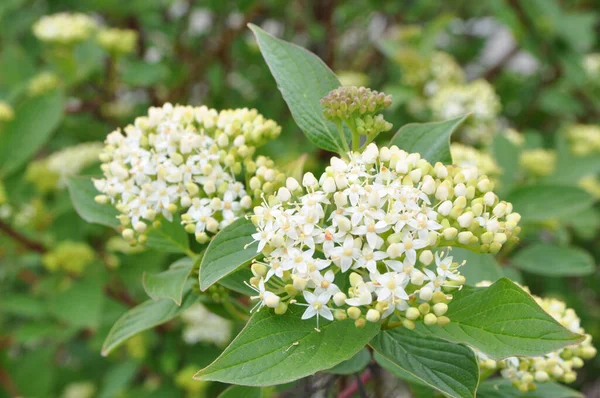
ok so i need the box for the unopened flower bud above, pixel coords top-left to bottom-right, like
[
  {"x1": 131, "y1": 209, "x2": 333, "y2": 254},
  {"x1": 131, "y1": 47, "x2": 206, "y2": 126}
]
[
  {"x1": 347, "y1": 307, "x2": 361, "y2": 320},
  {"x1": 366, "y1": 309, "x2": 381, "y2": 322}
]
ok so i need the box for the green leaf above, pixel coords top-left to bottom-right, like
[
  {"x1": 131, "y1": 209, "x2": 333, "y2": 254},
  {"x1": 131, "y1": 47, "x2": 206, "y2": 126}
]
[
  {"x1": 415, "y1": 278, "x2": 583, "y2": 359},
  {"x1": 282, "y1": 153, "x2": 308, "y2": 182},
  {"x1": 547, "y1": 135, "x2": 600, "y2": 184},
  {"x1": 374, "y1": 351, "x2": 429, "y2": 387},
  {"x1": 218, "y1": 268, "x2": 255, "y2": 296},
  {"x1": 326, "y1": 348, "x2": 371, "y2": 375},
  {"x1": 199, "y1": 217, "x2": 259, "y2": 291},
  {"x1": 389, "y1": 116, "x2": 468, "y2": 165},
  {"x1": 194, "y1": 306, "x2": 379, "y2": 386},
  {"x1": 218, "y1": 385, "x2": 263, "y2": 398},
  {"x1": 49, "y1": 274, "x2": 105, "y2": 329},
  {"x1": 491, "y1": 135, "x2": 520, "y2": 196},
  {"x1": 0, "y1": 90, "x2": 64, "y2": 177},
  {"x1": 369, "y1": 328, "x2": 479, "y2": 398},
  {"x1": 98, "y1": 360, "x2": 140, "y2": 398},
  {"x1": 478, "y1": 379, "x2": 583, "y2": 398},
  {"x1": 511, "y1": 244, "x2": 595, "y2": 276},
  {"x1": 12, "y1": 347, "x2": 56, "y2": 397},
  {"x1": 143, "y1": 257, "x2": 196, "y2": 305},
  {"x1": 67, "y1": 176, "x2": 120, "y2": 229},
  {"x1": 507, "y1": 185, "x2": 594, "y2": 222},
  {"x1": 145, "y1": 213, "x2": 191, "y2": 254},
  {"x1": 248, "y1": 24, "x2": 348, "y2": 154},
  {"x1": 101, "y1": 286, "x2": 196, "y2": 356},
  {"x1": 449, "y1": 248, "x2": 504, "y2": 285}
]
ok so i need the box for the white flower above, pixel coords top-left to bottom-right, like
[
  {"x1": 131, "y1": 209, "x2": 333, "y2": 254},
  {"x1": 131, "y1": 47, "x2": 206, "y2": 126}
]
[
  {"x1": 371, "y1": 271, "x2": 410, "y2": 303},
  {"x1": 330, "y1": 235, "x2": 361, "y2": 272},
  {"x1": 247, "y1": 278, "x2": 280, "y2": 312},
  {"x1": 299, "y1": 291, "x2": 333, "y2": 331}
]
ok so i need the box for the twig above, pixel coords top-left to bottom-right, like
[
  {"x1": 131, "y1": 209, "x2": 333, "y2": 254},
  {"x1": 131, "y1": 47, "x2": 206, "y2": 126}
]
[
  {"x1": 0, "y1": 220, "x2": 47, "y2": 253},
  {"x1": 338, "y1": 369, "x2": 372, "y2": 398},
  {"x1": 0, "y1": 366, "x2": 20, "y2": 398}
]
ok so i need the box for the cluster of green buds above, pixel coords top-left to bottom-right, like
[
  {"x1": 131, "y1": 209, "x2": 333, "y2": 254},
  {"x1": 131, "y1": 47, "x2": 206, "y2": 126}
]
[
  {"x1": 97, "y1": 28, "x2": 138, "y2": 55},
  {"x1": 27, "y1": 72, "x2": 60, "y2": 97},
  {"x1": 476, "y1": 283, "x2": 597, "y2": 392},
  {"x1": 245, "y1": 156, "x2": 287, "y2": 200},
  {"x1": 321, "y1": 86, "x2": 392, "y2": 121},
  {"x1": 0, "y1": 100, "x2": 14, "y2": 123},
  {"x1": 94, "y1": 103, "x2": 283, "y2": 245},
  {"x1": 42, "y1": 241, "x2": 96, "y2": 276},
  {"x1": 321, "y1": 86, "x2": 393, "y2": 150},
  {"x1": 519, "y1": 149, "x2": 557, "y2": 177}
]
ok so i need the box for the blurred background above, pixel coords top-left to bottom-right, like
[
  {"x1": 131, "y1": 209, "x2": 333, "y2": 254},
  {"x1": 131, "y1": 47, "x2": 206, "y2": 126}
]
[{"x1": 0, "y1": 1, "x2": 599, "y2": 397}]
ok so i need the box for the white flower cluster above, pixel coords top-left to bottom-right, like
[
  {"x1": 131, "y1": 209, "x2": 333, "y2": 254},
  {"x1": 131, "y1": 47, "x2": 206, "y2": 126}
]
[
  {"x1": 33, "y1": 12, "x2": 98, "y2": 44},
  {"x1": 27, "y1": 72, "x2": 60, "y2": 97},
  {"x1": 429, "y1": 79, "x2": 501, "y2": 145},
  {"x1": 476, "y1": 285, "x2": 596, "y2": 392},
  {"x1": 567, "y1": 124, "x2": 600, "y2": 156},
  {"x1": 26, "y1": 142, "x2": 103, "y2": 193},
  {"x1": 423, "y1": 52, "x2": 465, "y2": 97},
  {"x1": 48, "y1": 142, "x2": 104, "y2": 186},
  {"x1": 248, "y1": 144, "x2": 520, "y2": 330},
  {"x1": 451, "y1": 143, "x2": 501, "y2": 179},
  {"x1": 396, "y1": 51, "x2": 464, "y2": 96},
  {"x1": 97, "y1": 28, "x2": 138, "y2": 55},
  {"x1": 94, "y1": 103, "x2": 282, "y2": 244},
  {"x1": 181, "y1": 303, "x2": 233, "y2": 347},
  {"x1": 583, "y1": 53, "x2": 600, "y2": 81}
]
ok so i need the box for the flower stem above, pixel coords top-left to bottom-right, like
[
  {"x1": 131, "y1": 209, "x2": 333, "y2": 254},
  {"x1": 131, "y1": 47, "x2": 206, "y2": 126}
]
[{"x1": 336, "y1": 121, "x2": 351, "y2": 155}]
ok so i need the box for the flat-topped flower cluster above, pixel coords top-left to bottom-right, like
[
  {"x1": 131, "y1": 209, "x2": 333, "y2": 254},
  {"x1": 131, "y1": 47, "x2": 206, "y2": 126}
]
[
  {"x1": 94, "y1": 103, "x2": 282, "y2": 244},
  {"x1": 248, "y1": 143, "x2": 521, "y2": 329},
  {"x1": 477, "y1": 283, "x2": 597, "y2": 392},
  {"x1": 429, "y1": 79, "x2": 501, "y2": 145},
  {"x1": 33, "y1": 12, "x2": 98, "y2": 44}
]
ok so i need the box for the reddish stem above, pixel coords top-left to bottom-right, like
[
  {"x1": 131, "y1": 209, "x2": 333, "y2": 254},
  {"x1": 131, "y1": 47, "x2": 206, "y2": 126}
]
[{"x1": 337, "y1": 369, "x2": 372, "y2": 398}]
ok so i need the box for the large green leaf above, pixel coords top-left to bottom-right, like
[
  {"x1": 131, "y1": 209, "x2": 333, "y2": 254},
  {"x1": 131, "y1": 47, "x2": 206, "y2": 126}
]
[
  {"x1": 143, "y1": 257, "x2": 196, "y2": 305},
  {"x1": 507, "y1": 185, "x2": 594, "y2": 222},
  {"x1": 415, "y1": 278, "x2": 583, "y2": 359},
  {"x1": 194, "y1": 306, "x2": 379, "y2": 386},
  {"x1": 199, "y1": 217, "x2": 259, "y2": 291},
  {"x1": 511, "y1": 244, "x2": 595, "y2": 276},
  {"x1": 326, "y1": 348, "x2": 371, "y2": 375},
  {"x1": 0, "y1": 90, "x2": 65, "y2": 177},
  {"x1": 449, "y1": 248, "x2": 504, "y2": 285},
  {"x1": 548, "y1": 135, "x2": 600, "y2": 185},
  {"x1": 67, "y1": 176, "x2": 120, "y2": 229},
  {"x1": 145, "y1": 213, "x2": 191, "y2": 254},
  {"x1": 248, "y1": 24, "x2": 348, "y2": 154},
  {"x1": 389, "y1": 116, "x2": 468, "y2": 165},
  {"x1": 370, "y1": 328, "x2": 479, "y2": 398},
  {"x1": 49, "y1": 273, "x2": 105, "y2": 329},
  {"x1": 477, "y1": 379, "x2": 582, "y2": 398},
  {"x1": 101, "y1": 286, "x2": 196, "y2": 356}
]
